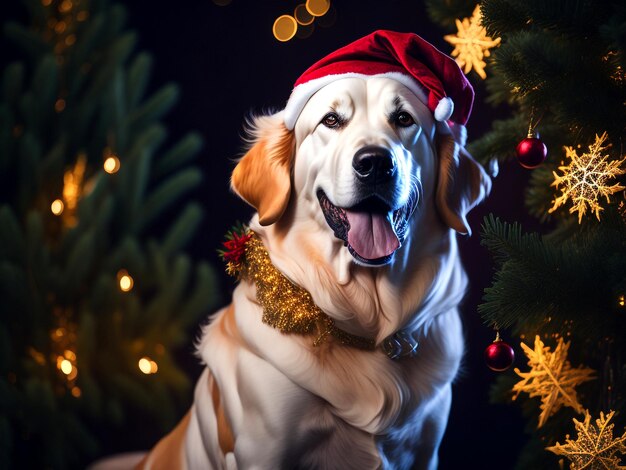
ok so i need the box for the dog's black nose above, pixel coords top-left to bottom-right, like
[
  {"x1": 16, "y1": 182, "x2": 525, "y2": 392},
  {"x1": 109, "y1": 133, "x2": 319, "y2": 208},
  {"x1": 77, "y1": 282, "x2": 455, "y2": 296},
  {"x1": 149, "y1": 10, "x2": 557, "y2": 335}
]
[{"x1": 352, "y1": 146, "x2": 397, "y2": 184}]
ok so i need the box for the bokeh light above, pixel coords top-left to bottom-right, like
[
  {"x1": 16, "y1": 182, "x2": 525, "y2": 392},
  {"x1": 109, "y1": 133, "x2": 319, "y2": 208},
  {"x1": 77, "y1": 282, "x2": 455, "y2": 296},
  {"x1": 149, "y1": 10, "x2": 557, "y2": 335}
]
[
  {"x1": 103, "y1": 155, "x2": 121, "y2": 174},
  {"x1": 54, "y1": 98, "x2": 66, "y2": 112},
  {"x1": 138, "y1": 357, "x2": 158, "y2": 374},
  {"x1": 60, "y1": 359, "x2": 73, "y2": 375},
  {"x1": 273, "y1": 15, "x2": 298, "y2": 42},
  {"x1": 117, "y1": 270, "x2": 134, "y2": 292},
  {"x1": 306, "y1": 0, "x2": 330, "y2": 17},
  {"x1": 51, "y1": 199, "x2": 64, "y2": 215},
  {"x1": 294, "y1": 4, "x2": 314, "y2": 25}
]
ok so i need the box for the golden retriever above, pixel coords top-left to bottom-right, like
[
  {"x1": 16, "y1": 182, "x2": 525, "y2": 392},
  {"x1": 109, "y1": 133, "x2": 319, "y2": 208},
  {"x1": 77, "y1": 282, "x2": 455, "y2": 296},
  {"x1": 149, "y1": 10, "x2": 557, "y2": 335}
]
[{"x1": 133, "y1": 64, "x2": 491, "y2": 469}]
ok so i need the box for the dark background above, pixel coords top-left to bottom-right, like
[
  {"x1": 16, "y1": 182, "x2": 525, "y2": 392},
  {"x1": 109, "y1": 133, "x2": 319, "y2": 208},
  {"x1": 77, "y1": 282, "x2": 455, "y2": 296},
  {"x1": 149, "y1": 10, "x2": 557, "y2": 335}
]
[{"x1": 2, "y1": 0, "x2": 538, "y2": 467}]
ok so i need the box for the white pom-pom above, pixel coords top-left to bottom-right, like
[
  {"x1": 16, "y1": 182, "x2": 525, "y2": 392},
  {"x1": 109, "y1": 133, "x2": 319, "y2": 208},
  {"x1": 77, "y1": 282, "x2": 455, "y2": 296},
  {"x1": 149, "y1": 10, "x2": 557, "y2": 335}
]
[{"x1": 434, "y1": 97, "x2": 454, "y2": 122}]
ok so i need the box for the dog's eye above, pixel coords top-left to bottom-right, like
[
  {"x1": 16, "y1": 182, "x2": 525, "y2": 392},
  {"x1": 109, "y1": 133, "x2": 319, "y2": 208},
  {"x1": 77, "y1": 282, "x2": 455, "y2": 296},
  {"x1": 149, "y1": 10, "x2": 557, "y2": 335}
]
[
  {"x1": 394, "y1": 111, "x2": 415, "y2": 128},
  {"x1": 321, "y1": 112, "x2": 342, "y2": 129}
]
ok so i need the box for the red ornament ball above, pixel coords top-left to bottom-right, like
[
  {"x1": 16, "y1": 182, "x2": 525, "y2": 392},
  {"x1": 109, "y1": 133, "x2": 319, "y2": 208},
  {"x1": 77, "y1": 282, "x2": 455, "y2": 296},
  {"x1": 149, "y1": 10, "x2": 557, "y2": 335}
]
[
  {"x1": 484, "y1": 339, "x2": 515, "y2": 372},
  {"x1": 516, "y1": 135, "x2": 547, "y2": 169}
]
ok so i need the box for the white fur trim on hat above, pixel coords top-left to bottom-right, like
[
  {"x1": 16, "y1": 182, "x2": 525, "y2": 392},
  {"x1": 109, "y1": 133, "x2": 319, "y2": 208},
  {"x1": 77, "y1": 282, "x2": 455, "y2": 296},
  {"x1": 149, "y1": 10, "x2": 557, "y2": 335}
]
[
  {"x1": 434, "y1": 97, "x2": 454, "y2": 122},
  {"x1": 284, "y1": 71, "x2": 437, "y2": 130}
]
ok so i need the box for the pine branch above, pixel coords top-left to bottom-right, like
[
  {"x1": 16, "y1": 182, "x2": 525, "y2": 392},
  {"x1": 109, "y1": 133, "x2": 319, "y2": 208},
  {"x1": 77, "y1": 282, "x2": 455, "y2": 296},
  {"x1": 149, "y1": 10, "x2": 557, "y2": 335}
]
[
  {"x1": 524, "y1": 165, "x2": 557, "y2": 221},
  {"x1": 127, "y1": 53, "x2": 153, "y2": 110},
  {"x1": 154, "y1": 132, "x2": 203, "y2": 179},
  {"x1": 479, "y1": 0, "x2": 530, "y2": 38},
  {"x1": 429, "y1": 0, "x2": 626, "y2": 466},
  {"x1": 423, "y1": 0, "x2": 476, "y2": 30},
  {"x1": 480, "y1": 214, "x2": 543, "y2": 266},
  {"x1": 479, "y1": 215, "x2": 626, "y2": 339},
  {"x1": 0, "y1": 1, "x2": 216, "y2": 466},
  {"x1": 467, "y1": 115, "x2": 527, "y2": 164}
]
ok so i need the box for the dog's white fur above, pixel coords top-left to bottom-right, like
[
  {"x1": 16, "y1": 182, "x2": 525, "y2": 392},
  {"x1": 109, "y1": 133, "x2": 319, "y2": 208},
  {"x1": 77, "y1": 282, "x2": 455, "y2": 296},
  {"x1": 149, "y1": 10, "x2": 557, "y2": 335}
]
[{"x1": 140, "y1": 77, "x2": 490, "y2": 470}]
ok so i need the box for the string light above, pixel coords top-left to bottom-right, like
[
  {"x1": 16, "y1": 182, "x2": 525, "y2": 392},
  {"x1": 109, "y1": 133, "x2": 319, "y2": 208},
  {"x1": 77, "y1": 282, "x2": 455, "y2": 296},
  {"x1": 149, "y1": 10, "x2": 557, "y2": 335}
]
[
  {"x1": 117, "y1": 270, "x2": 134, "y2": 292},
  {"x1": 54, "y1": 21, "x2": 67, "y2": 34},
  {"x1": 619, "y1": 294, "x2": 625, "y2": 308},
  {"x1": 59, "y1": 0, "x2": 73, "y2": 13},
  {"x1": 59, "y1": 358, "x2": 73, "y2": 375},
  {"x1": 138, "y1": 357, "x2": 158, "y2": 374},
  {"x1": 57, "y1": 349, "x2": 78, "y2": 380},
  {"x1": 51, "y1": 199, "x2": 64, "y2": 215},
  {"x1": 273, "y1": 15, "x2": 298, "y2": 42},
  {"x1": 63, "y1": 154, "x2": 86, "y2": 211},
  {"x1": 103, "y1": 155, "x2": 121, "y2": 174},
  {"x1": 50, "y1": 309, "x2": 79, "y2": 394},
  {"x1": 28, "y1": 347, "x2": 46, "y2": 366},
  {"x1": 54, "y1": 98, "x2": 66, "y2": 112},
  {"x1": 306, "y1": 0, "x2": 330, "y2": 17},
  {"x1": 44, "y1": 0, "x2": 81, "y2": 57}
]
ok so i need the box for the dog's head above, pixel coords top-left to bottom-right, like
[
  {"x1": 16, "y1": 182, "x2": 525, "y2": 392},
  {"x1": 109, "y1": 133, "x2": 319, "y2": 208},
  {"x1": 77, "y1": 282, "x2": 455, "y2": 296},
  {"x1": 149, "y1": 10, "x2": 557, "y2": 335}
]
[
  {"x1": 231, "y1": 31, "x2": 491, "y2": 268},
  {"x1": 292, "y1": 76, "x2": 439, "y2": 266}
]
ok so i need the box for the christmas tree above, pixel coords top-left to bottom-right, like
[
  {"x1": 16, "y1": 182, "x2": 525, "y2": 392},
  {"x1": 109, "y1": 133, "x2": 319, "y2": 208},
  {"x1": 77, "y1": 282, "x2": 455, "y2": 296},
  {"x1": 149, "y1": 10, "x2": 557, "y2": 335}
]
[
  {"x1": 0, "y1": 0, "x2": 218, "y2": 467},
  {"x1": 427, "y1": 0, "x2": 626, "y2": 468}
]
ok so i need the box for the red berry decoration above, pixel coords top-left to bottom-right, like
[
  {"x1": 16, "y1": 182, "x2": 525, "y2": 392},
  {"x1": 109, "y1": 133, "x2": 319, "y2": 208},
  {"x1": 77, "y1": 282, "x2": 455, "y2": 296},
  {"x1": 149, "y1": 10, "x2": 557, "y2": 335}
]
[
  {"x1": 219, "y1": 224, "x2": 252, "y2": 276},
  {"x1": 516, "y1": 133, "x2": 547, "y2": 169},
  {"x1": 484, "y1": 333, "x2": 515, "y2": 372}
]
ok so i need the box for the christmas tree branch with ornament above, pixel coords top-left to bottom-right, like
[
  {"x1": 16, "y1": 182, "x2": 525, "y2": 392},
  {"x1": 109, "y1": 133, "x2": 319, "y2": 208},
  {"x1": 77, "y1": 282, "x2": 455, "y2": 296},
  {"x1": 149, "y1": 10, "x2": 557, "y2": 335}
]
[{"x1": 427, "y1": 0, "x2": 626, "y2": 468}]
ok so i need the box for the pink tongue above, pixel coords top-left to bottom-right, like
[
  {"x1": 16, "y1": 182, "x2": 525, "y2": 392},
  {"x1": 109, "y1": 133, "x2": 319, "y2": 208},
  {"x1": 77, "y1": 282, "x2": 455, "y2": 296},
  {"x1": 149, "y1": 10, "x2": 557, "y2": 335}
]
[{"x1": 345, "y1": 210, "x2": 399, "y2": 260}]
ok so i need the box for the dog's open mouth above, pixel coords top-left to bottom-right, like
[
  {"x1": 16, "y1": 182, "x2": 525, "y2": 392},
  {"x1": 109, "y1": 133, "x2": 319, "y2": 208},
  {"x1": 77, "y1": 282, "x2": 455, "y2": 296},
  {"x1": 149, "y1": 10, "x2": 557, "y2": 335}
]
[{"x1": 317, "y1": 189, "x2": 418, "y2": 266}]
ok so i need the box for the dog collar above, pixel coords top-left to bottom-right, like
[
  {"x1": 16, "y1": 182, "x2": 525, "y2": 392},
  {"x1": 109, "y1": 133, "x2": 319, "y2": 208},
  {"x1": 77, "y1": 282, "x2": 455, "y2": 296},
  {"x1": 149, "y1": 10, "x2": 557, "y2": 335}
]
[{"x1": 220, "y1": 227, "x2": 419, "y2": 359}]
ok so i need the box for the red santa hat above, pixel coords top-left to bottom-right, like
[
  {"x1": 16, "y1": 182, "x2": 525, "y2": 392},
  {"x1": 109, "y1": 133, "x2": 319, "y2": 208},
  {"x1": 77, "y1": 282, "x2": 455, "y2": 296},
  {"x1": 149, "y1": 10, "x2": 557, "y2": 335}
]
[{"x1": 283, "y1": 30, "x2": 474, "y2": 130}]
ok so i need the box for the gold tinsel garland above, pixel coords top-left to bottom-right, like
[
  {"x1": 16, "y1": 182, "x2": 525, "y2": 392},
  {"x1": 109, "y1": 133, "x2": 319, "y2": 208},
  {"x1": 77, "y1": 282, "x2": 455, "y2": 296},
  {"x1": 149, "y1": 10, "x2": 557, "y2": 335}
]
[{"x1": 228, "y1": 231, "x2": 375, "y2": 351}]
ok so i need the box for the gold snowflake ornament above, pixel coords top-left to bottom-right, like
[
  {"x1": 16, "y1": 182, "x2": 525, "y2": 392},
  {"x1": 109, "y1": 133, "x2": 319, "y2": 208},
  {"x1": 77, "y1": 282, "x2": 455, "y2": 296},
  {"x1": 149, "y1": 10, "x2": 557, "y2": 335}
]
[
  {"x1": 444, "y1": 5, "x2": 501, "y2": 79},
  {"x1": 550, "y1": 132, "x2": 626, "y2": 224},
  {"x1": 547, "y1": 410, "x2": 626, "y2": 469},
  {"x1": 512, "y1": 336, "x2": 595, "y2": 428}
]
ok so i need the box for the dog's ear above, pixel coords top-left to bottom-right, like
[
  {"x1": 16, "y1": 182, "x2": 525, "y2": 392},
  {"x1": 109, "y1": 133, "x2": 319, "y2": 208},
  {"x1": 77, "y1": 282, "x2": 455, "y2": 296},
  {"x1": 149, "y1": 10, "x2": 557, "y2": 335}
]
[
  {"x1": 231, "y1": 113, "x2": 295, "y2": 226},
  {"x1": 435, "y1": 125, "x2": 491, "y2": 235}
]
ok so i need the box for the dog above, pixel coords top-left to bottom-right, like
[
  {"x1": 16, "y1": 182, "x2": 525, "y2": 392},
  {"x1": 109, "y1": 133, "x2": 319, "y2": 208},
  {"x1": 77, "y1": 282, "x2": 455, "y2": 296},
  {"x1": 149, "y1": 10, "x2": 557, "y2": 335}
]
[{"x1": 138, "y1": 31, "x2": 491, "y2": 470}]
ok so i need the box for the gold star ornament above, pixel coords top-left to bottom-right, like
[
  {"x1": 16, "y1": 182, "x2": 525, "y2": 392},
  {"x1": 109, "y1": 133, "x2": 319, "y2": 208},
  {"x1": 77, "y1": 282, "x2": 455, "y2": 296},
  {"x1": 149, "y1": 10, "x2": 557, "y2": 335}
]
[
  {"x1": 444, "y1": 5, "x2": 501, "y2": 79},
  {"x1": 550, "y1": 132, "x2": 626, "y2": 224},
  {"x1": 512, "y1": 336, "x2": 595, "y2": 428},
  {"x1": 546, "y1": 410, "x2": 626, "y2": 469}
]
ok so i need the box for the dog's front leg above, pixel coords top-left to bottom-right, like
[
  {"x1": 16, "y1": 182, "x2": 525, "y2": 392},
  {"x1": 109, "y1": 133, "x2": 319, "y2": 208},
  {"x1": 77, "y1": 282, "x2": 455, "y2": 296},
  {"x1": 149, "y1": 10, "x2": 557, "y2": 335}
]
[{"x1": 411, "y1": 383, "x2": 453, "y2": 470}]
